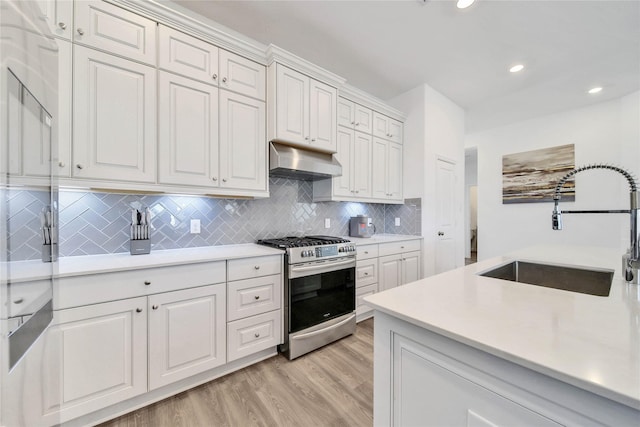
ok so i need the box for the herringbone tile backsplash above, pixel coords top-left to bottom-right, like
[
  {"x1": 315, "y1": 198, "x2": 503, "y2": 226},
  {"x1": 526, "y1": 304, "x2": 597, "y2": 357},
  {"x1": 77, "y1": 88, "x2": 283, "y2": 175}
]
[{"x1": 9, "y1": 178, "x2": 421, "y2": 260}]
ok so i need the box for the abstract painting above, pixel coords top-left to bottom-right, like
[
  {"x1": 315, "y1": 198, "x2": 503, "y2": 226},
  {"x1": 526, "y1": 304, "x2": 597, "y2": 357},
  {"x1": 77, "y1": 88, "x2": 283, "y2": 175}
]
[{"x1": 502, "y1": 144, "x2": 575, "y2": 204}]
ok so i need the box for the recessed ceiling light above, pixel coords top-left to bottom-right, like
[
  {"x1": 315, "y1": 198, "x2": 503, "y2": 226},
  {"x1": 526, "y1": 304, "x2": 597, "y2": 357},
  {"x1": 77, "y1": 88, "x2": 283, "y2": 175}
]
[
  {"x1": 457, "y1": 0, "x2": 475, "y2": 9},
  {"x1": 509, "y1": 64, "x2": 525, "y2": 73},
  {"x1": 588, "y1": 87, "x2": 603, "y2": 94}
]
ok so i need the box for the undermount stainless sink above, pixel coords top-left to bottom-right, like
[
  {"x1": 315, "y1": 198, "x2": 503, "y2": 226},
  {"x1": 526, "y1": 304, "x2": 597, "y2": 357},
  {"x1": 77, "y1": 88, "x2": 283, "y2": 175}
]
[{"x1": 478, "y1": 261, "x2": 614, "y2": 297}]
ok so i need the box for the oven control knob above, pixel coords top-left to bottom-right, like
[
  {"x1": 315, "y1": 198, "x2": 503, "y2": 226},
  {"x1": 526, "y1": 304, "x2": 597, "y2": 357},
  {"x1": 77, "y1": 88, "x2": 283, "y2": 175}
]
[
  {"x1": 301, "y1": 250, "x2": 308, "y2": 257},
  {"x1": 338, "y1": 247, "x2": 345, "y2": 252}
]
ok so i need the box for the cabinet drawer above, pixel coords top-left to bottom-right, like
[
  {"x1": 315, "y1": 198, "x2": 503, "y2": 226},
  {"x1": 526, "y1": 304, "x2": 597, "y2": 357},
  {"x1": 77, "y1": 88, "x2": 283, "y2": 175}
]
[
  {"x1": 357, "y1": 259, "x2": 377, "y2": 287},
  {"x1": 356, "y1": 244, "x2": 379, "y2": 260},
  {"x1": 56, "y1": 261, "x2": 226, "y2": 309},
  {"x1": 227, "y1": 255, "x2": 282, "y2": 281},
  {"x1": 228, "y1": 274, "x2": 282, "y2": 321},
  {"x1": 74, "y1": 0, "x2": 156, "y2": 65},
  {"x1": 379, "y1": 239, "x2": 421, "y2": 256},
  {"x1": 227, "y1": 310, "x2": 281, "y2": 362},
  {"x1": 356, "y1": 283, "x2": 377, "y2": 314},
  {"x1": 219, "y1": 50, "x2": 266, "y2": 100},
  {"x1": 158, "y1": 25, "x2": 219, "y2": 84}
]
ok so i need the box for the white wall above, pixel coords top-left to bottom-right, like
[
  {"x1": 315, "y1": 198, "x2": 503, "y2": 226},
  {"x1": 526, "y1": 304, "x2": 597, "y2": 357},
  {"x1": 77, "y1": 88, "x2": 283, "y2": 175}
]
[
  {"x1": 390, "y1": 84, "x2": 465, "y2": 277},
  {"x1": 466, "y1": 91, "x2": 640, "y2": 260}
]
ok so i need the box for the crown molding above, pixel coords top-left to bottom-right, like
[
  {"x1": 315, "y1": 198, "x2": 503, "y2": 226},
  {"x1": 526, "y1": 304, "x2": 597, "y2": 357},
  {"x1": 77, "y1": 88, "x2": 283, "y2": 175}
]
[
  {"x1": 109, "y1": 0, "x2": 268, "y2": 64},
  {"x1": 340, "y1": 83, "x2": 407, "y2": 121},
  {"x1": 266, "y1": 44, "x2": 346, "y2": 89}
]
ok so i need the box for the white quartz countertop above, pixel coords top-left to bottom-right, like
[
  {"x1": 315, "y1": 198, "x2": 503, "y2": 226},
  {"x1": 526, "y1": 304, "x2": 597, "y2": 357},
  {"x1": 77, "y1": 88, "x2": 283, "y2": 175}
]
[
  {"x1": 364, "y1": 245, "x2": 640, "y2": 410},
  {"x1": 3, "y1": 244, "x2": 284, "y2": 281},
  {"x1": 344, "y1": 234, "x2": 422, "y2": 245}
]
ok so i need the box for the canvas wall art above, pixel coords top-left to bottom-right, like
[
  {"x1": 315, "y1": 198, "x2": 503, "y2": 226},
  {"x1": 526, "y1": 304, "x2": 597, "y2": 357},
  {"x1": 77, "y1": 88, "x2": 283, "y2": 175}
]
[{"x1": 502, "y1": 144, "x2": 575, "y2": 204}]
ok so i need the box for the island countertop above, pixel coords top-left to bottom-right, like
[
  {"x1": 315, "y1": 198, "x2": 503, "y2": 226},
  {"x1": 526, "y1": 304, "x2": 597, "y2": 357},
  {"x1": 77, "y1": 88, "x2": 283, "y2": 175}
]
[{"x1": 364, "y1": 245, "x2": 640, "y2": 410}]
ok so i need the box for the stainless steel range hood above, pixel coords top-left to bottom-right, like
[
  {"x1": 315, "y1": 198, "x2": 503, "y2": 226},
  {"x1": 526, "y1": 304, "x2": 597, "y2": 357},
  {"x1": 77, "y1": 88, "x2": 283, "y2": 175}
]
[{"x1": 269, "y1": 142, "x2": 342, "y2": 181}]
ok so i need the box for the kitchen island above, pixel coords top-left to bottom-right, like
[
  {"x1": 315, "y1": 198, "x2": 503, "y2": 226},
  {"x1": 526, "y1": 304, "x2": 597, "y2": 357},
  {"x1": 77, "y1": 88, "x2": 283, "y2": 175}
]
[{"x1": 364, "y1": 245, "x2": 640, "y2": 426}]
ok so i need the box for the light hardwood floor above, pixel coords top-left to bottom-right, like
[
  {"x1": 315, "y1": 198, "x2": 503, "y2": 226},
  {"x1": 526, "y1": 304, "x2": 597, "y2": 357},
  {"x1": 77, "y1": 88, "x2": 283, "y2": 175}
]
[{"x1": 100, "y1": 318, "x2": 374, "y2": 427}]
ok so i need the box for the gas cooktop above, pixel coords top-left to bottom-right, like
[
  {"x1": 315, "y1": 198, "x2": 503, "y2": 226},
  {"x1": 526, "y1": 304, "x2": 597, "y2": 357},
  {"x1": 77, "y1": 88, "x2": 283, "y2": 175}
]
[
  {"x1": 258, "y1": 235, "x2": 356, "y2": 264},
  {"x1": 257, "y1": 235, "x2": 350, "y2": 249}
]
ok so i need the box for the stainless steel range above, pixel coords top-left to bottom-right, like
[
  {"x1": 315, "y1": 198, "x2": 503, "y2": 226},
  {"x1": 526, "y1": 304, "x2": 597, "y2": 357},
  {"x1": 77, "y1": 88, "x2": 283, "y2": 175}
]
[{"x1": 258, "y1": 236, "x2": 357, "y2": 359}]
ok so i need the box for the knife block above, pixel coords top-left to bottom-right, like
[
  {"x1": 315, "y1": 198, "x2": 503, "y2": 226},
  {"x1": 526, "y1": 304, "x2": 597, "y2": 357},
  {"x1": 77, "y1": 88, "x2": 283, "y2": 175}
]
[{"x1": 130, "y1": 239, "x2": 150, "y2": 255}]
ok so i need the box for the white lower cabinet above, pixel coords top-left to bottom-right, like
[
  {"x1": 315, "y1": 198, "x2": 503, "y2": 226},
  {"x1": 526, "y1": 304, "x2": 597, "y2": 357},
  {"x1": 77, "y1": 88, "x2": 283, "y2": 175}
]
[
  {"x1": 356, "y1": 256, "x2": 378, "y2": 321},
  {"x1": 44, "y1": 297, "x2": 147, "y2": 423},
  {"x1": 379, "y1": 251, "x2": 421, "y2": 291},
  {"x1": 148, "y1": 284, "x2": 226, "y2": 390},
  {"x1": 227, "y1": 310, "x2": 281, "y2": 362}
]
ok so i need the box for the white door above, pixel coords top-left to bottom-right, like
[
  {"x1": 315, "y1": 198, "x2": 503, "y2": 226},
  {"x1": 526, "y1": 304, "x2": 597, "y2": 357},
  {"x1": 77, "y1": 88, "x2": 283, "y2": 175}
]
[
  {"x1": 219, "y1": 50, "x2": 266, "y2": 100},
  {"x1": 44, "y1": 297, "x2": 147, "y2": 423},
  {"x1": 309, "y1": 79, "x2": 337, "y2": 153},
  {"x1": 73, "y1": 46, "x2": 156, "y2": 182},
  {"x1": 402, "y1": 251, "x2": 421, "y2": 285},
  {"x1": 379, "y1": 254, "x2": 402, "y2": 291},
  {"x1": 158, "y1": 25, "x2": 219, "y2": 85},
  {"x1": 148, "y1": 284, "x2": 226, "y2": 390},
  {"x1": 387, "y1": 141, "x2": 403, "y2": 200},
  {"x1": 158, "y1": 72, "x2": 219, "y2": 187},
  {"x1": 372, "y1": 112, "x2": 389, "y2": 139},
  {"x1": 337, "y1": 98, "x2": 354, "y2": 128},
  {"x1": 388, "y1": 118, "x2": 403, "y2": 144},
  {"x1": 333, "y1": 127, "x2": 354, "y2": 197},
  {"x1": 435, "y1": 159, "x2": 457, "y2": 274},
  {"x1": 353, "y1": 104, "x2": 373, "y2": 134},
  {"x1": 275, "y1": 64, "x2": 308, "y2": 145},
  {"x1": 353, "y1": 131, "x2": 372, "y2": 198},
  {"x1": 219, "y1": 90, "x2": 266, "y2": 191},
  {"x1": 371, "y1": 137, "x2": 388, "y2": 199}
]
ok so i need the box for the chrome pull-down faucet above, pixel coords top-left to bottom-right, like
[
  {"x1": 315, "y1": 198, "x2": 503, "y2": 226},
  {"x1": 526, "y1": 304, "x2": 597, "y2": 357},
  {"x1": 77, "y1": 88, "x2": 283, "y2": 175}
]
[{"x1": 552, "y1": 164, "x2": 639, "y2": 284}]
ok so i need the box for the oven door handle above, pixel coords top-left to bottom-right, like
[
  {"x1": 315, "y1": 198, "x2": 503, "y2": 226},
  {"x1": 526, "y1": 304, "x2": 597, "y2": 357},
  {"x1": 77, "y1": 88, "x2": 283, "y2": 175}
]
[
  {"x1": 290, "y1": 258, "x2": 356, "y2": 275},
  {"x1": 291, "y1": 313, "x2": 356, "y2": 340}
]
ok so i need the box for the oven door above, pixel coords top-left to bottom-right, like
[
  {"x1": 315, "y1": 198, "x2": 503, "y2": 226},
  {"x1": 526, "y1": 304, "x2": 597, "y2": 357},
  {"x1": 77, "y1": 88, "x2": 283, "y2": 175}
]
[{"x1": 288, "y1": 257, "x2": 356, "y2": 333}]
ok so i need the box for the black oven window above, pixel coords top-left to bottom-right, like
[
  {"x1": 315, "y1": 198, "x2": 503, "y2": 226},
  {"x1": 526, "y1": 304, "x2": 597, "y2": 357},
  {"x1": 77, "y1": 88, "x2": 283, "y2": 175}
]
[{"x1": 290, "y1": 267, "x2": 355, "y2": 333}]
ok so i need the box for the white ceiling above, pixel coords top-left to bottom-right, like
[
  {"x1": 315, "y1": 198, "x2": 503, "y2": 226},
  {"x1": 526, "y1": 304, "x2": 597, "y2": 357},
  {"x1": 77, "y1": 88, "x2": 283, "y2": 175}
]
[{"x1": 172, "y1": 0, "x2": 640, "y2": 132}]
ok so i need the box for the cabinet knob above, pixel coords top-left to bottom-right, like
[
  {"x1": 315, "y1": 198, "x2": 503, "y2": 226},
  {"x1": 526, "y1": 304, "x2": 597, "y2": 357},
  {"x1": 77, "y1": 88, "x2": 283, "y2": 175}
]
[
  {"x1": 76, "y1": 164, "x2": 83, "y2": 169},
  {"x1": 311, "y1": 138, "x2": 316, "y2": 142},
  {"x1": 355, "y1": 122, "x2": 360, "y2": 126},
  {"x1": 212, "y1": 73, "x2": 218, "y2": 80},
  {"x1": 401, "y1": 246, "x2": 405, "y2": 249},
  {"x1": 212, "y1": 177, "x2": 217, "y2": 181},
  {"x1": 254, "y1": 333, "x2": 260, "y2": 338},
  {"x1": 152, "y1": 305, "x2": 159, "y2": 310},
  {"x1": 364, "y1": 251, "x2": 369, "y2": 254},
  {"x1": 355, "y1": 190, "x2": 359, "y2": 194},
  {"x1": 58, "y1": 22, "x2": 67, "y2": 30},
  {"x1": 305, "y1": 136, "x2": 310, "y2": 141},
  {"x1": 254, "y1": 295, "x2": 260, "y2": 300},
  {"x1": 364, "y1": 272, "x2": 369, "y2": 276},
  {"x1": 136, "y1": 308, "x2": 143, "y2": 313},
  {"x1": 437, "y1": 231, "x2": 444, "y2": 236},
  {"x1": 222, "y1": 178, "x2": 227, "y2": 183},
  {"x1": 13, "y1": 298, "x2": 23, "y2": 304},
  {"x1": 144, "y1": 280, "x2": 151, "y2": 285},
  {"x1": 222, "y1": 77, "x2": 227, "y2": 83},
  {"x1": 254, "y1": 265, "x2": 260, "y2": 270},
  {"x1": 77, "y1": 28, "x2": 84, "y2": 36},
  {"x1": 58, "y1": 161, "x2": 65, "y2": 168},
  {"x1": 351, "y1": 121, "x2": 355, "y2": 125}
]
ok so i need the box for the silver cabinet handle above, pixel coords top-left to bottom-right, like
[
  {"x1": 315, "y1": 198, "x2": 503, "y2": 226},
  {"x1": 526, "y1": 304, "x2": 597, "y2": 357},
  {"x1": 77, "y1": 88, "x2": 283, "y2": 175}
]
[
  {"x1": 76, "y1": 164, "x2": 83, "y2": 169},
  {"x1": 152, "y1": 305, "x2": 159, "y2": 310},
  {"x1": 355, "y1": 122, "x2": 360, "y2": 126},
  {"x1": 401, "y1": 246, "x2": 405, "y2": 249},
  {"x1": 212, "y1": 73, "x2": 217, "y2": 80},
  {"x1": 311, "y1": 138, "x2": 316, "y2": 142},
  {"x1": 254, "y1": 295, "x2": 260, "y2": 300},
  {"x1": 222, "y1": 77, "x2": 227, "y2": 83},
  {"x1": 77, "y1": 28, "x2": 84, "y2": 36},
  {"x1": 222, "y1": 178, "x2": 227, "y2": 182},
  {"x1": 58, "y1": 161, "x2": 65, "y2": 168},
  {"x1": 364, "y1": 251, "x2": 369, "y2": 254},
  {"x1": 305, "y1": 136, "x2": 310, "y2": 141},
  {"x1": 136, "y1": 308, "x2": 143, "y2": 313},
  {"x1": 58, "y1": 22, "x2": 67, "y2": 30},
  {"x1": 364, "y1": 272, "x2": 369, "y2": 276},
  {"x1": 144, "y1": 281, "x2": 151, "y2": 285},
  {"x1": 437, "y1": 231, "x2": 444, "y2": 236},
  {"x1": 351, "y1": 121, "x2": 355, "y2": 125},
  {"x1": 254, "y1": 333, "x2": 260, "y2": 338},
  {"x1": 212, "y1": 177, "x2": 217, "y2": 181},
  {"x1": 13, "y1": 298, "x2": 23, "y2": 304},
  {"x1": 254, "y1": 265, "x2": 260, "y2": 270}
]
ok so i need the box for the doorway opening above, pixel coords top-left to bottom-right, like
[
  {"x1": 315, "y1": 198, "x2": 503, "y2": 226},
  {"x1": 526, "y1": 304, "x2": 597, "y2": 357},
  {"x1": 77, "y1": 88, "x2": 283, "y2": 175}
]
[{"x1": 465, "y1": 148, "x2": 478, "y2": 265}]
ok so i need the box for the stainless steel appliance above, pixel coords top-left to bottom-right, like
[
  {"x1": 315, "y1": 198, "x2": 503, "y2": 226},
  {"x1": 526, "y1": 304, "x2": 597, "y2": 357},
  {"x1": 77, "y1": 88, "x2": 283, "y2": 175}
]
[
  {"x1": 269, "y1": 142, "x2": 342, "y2": 181},
  {"x1": 350, "y1": 215, "x2": 376, "y2": 238},
  {"x1": 258, "y1": 236, "x2": 357, "y2": 359}
]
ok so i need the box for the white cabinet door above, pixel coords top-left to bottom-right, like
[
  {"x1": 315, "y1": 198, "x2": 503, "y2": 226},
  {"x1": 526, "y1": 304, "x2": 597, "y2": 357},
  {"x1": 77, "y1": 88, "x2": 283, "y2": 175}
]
[
  {"x1": 38, "y1": 0, "x2": 73, "y2": 40},
  {"x1": 333, "y1": 127, "x2": 354, "y2": 197},
  {"x1": 354, "y1": 104, "x2": 373, "y2": 134},
  {"x1": 353, "y1": 131, "x2": 372, "y2": 198},
  {"x1": 21, "y1": 80, "x2": 52, "y2": 177},
  {"x1": 379, "y1": 254, "x2": 402, "y2": 291},
  {"x1": 372, "y1": 112, "x2": 390, "y2": 139},
  {"x1": 158, "y1": 72, "x2": 219, "y2": 187},
  {"x1": 309, "y1": 78, "x2": 337, "y2": 152},
  {"x1": 55, "y1": 39, "x2": 72, "y2": 177},
  {"x1": 227, "y1": 274, "x2": 282, "y2": 321},
  {"x1": 387, "y1": 141, "x2": 403, "y2": 200},
  {"x1": 337, "y1": 98, "x2": 354, "y2": 128},
  {"x1": 158, "y1": 25, "x2": 219, "y2": 86},
  {"x1": 388, "y1": 118, "x2": 403, "y2": 144},
  {"x1": 402, "y1": 251, "x2": 421, "y2": 285},
  {"x1": 73, "y1": 46, "x2": 156, "y2": 182},
  {"x1": 44, "y1": 297, "x2": 147, "y2": 423},
  {"x1": 227, "y1": 310, "x2": 281, "y2": 362},
  {"x1": 219, "y1": 50, "x2": 266, "y2": 100},
  {"x1": 371, "y1": 137, "x2": 388, "y2": 199},
  {"x1": 148, "y1": 284, "x2": 226, "y2": 390},
  {"x1": 74, "y1": 0, "x2": 156, "y2": 65},
  {"x1": 356, "y1": 283, "x2": 377, "y2": 319},
  {"x1": 219, "y1": 90, "x2": 266, "y2": 191},
  {"x1": 275, "y1": 64, "x2": 309, "y2": 145}
]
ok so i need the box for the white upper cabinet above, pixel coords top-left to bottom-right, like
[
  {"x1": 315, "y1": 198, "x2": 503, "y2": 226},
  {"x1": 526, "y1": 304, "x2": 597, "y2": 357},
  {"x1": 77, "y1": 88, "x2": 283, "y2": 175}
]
[
  {"x1": 74, "y1": 0, "x2": 157, "y2": 65},
  {"x1": 56, "y1": 39, "x2": 72, "y2": 177},
  {"x1": 372, "y1": 137, "x2": 403, "y2": 202},
  {"x1": 337, "y1": 97, "x2": 372, "y2": 134},
  {"x1": 73, "y1": 45, "x2": 156, "y2": 182},
  {"x1": 158, "y1": 72, "x2": 219, "y2": 187},
  {"x1": 37, "y1": 0, "x2": 74, "y2": 40},
  {"x1": 353, "y1": 131, "x2": 373, "y2": 197},
  {"x1": 219, "y1": 91, "x2": 267, "y2": 191},
  {"x1": 272, "y1": 64, "x2": 337, "y2": 153},
  {"x1": 373, "y1": 112, "x2": 403, "y2": 144},
  {"x1": 158, "y1": 25, "x2": 219, "y2": 85},
  {"x1": 219, "y1": 50, "x2": 266, "y2": 100}
]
